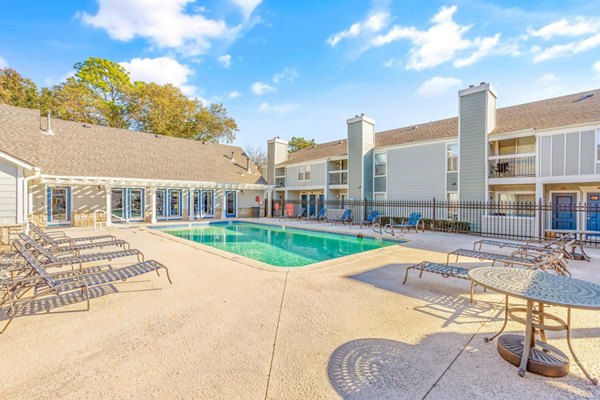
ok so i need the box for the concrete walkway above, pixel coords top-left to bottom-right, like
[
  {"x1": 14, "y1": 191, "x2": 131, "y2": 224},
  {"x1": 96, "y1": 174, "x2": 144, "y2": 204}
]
[{"x1": 1, "y1": 221, "x2": 599, "y2": 399}]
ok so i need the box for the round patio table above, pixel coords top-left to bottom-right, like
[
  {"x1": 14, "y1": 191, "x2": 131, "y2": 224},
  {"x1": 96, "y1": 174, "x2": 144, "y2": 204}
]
[{"x1": 468, "y1": 267, "x2": 600, "y2": 384}]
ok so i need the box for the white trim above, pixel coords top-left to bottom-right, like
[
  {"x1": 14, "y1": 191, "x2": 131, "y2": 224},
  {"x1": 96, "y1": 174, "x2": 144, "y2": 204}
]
[
  {"x1": 16, "y1": 167, "x2": 24, "y2": 224},
  {"x1": 535, "y1": 122, "x2": 600, "y2": 137},
  {"x1": 373, "y1": 136, "x2": 453, "y2": 152},
  {"x1": 39, "y1": 174, "x2": 272, "y2": 191},
  {"x1": 488, "y1": 177, "x2": 537, "y2": 185},
  {"x1": 488, "y1": 153, "x2": 536, "y2": 160},
  {"x1": 0, "y1": 150, "x2": 36, "y2": 170},
  {"x1": 488, "y1": 129, "x2": 535, "y2": 141}
]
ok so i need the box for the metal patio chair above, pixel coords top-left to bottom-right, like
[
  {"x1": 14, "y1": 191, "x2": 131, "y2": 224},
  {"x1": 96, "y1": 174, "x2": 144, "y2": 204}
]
[
  {"x1": 29, "y1": 223, "x2": 130, "y2": 251},
  {"x1": 384, "y1": 212, "x2": 422, "y2": 236}
]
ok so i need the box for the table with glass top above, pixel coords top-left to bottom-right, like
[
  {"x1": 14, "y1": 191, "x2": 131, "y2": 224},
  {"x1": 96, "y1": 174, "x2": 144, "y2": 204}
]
[{"x1": 468, "y1": 267, "x2": 600, "y2": 384}]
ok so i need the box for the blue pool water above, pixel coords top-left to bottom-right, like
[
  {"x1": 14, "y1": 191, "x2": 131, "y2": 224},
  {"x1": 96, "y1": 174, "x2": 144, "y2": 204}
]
[{"x1": 155, "y1": 222, "x2": 398, "y2": 267}]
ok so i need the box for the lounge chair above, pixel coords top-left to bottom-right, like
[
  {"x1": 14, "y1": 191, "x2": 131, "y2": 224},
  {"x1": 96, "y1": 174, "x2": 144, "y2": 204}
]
[
  {"x1": 19, "y1": 233, "x2": 144, "y2": 272},
  {"x1": 357, "y1": 210, "x2": 380, "y2": 229},
  {"x1": 329, "y1": 209, "x2": 352, "y2": 225},
  {"x1": 29, "y1": 223, "x2": 130, "y2": 251},
  {"x1": 447, "y1": 248, "x2": 569, "y2": 276},
  {"x1": 1, "y1": 240, "x2": 171, "y2": 333},
  {"x1": 306, "y1": 208, "x2": 327, "y2": 223},
  {"x1": 295, "y1": 207, "x2": 307, "y2": 221},
  {"x1": 473, "y1": 237, "x2": 576, "y2": 260},
  {"x1": 402, "y1": 261, "x2": 479, "y2": 302},
  {"x1": 384, "y1": 212, "x2": 422, "y2": 236}
]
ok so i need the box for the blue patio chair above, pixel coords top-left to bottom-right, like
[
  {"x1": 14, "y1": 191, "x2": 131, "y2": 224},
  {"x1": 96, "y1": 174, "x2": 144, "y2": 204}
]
[
  {"x1": 295, "y1": 206, "x2": 307, "y2": 220},
  {"x1": 331, "y1": 209, "x2": 352, "y2": 225},
  {"x1": 384, "y1": 212, "x2": 422, "y2": 236},
  {"x1": 307, "y1": 208, "x2": 327, "y2": 223},
  {"x1": 358, "y1": 210, "x2": 380, "y2": 229}
]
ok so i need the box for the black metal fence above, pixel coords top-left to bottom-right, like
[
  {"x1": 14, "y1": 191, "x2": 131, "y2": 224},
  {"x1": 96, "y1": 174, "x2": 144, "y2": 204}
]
[{"x1": 270, "y1": 198, "x2": 600, "y2": 244}]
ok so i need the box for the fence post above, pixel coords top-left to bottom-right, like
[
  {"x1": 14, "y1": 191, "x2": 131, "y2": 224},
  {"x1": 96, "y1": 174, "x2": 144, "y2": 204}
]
[
  {"x1": 537, "y1": 197, "x2": 543, "y2": 241},
  {"x1": 364, "y1": 197, "x2": 368, "y2": 221},
  {"x1": 432, "y1": 197, "x2": 436, "y2": 232}
]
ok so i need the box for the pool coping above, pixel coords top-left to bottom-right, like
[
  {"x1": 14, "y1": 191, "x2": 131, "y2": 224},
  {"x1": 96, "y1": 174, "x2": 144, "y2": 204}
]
[{"x1": 145, "y1": 219, "x2": 409, "y2": 272}]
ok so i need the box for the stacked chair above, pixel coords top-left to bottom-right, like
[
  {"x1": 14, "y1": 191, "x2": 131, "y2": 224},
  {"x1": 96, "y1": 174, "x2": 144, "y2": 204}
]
[{"x1": 0, "y1": 224, "x2": 171, "y2": 333}]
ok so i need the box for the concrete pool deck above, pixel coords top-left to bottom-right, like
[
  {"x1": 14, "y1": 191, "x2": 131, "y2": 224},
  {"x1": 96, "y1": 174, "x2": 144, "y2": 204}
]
[{"x1": 1, "y1": 220, "x2": 600, "y2": 399}]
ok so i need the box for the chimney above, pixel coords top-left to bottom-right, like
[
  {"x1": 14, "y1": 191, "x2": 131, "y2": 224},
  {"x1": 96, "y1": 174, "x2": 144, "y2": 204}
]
[
  {"x1": 266, "y1": 137, "x2": 288, "y2": 184},
  {"x1": 458, "y1": 82, "x2": 497, "y2": 201},
  {"x1": 346, "y1": 114, "x2": 375, "y2": 201}
]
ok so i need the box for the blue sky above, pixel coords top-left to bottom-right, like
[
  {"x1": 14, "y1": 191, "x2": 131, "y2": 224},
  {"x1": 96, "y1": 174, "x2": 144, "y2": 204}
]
[{"x1": 1, "y1": 0, "x2": 600, "y2": 150}]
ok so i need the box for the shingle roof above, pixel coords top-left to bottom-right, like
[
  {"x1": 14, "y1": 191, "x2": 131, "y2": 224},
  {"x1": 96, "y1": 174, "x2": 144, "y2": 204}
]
[
  {"x1": 283, "y1": 88, "x2": 600, "y2": 164},
  {"x1": 0, "y1": 104, "x2": 266, "y2": 185}
]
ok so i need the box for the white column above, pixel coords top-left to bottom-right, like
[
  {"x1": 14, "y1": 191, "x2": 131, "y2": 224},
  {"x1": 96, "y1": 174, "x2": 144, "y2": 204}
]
[
  {"x1": 534, "y1": 182, "x2": 544, "y2": 238},
  {"x1": 266, "y1": 190, "x2": 272, "y2": 217},
  {"x1": 221, "y1": 190, "x2": 227, "y2": 219},
  {"x1": 105, "y1": 186, "x2": 112, "y2": 226},
  {"x1": 189, "y1": 188, "x2": 194, "y2": 220},
  {"x1": 150, "y1": 187, "x2": 157, "y2": 224}
]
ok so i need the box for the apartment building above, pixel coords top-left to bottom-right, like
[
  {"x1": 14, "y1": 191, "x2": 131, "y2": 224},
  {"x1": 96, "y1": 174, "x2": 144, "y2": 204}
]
[{"x1": 265, "y1": 83, "x2": 600, "y2": 231}]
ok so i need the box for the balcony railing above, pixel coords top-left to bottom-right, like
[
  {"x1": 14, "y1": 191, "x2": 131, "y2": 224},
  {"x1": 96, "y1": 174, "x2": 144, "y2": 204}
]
[
  {"x1": 329, "y1": 171, "x2": 348, "y2": 185},
  {"x1": 489, "y1": 156, "x2": 535, "y2": 178},
  {"x1": 275, "y1": 176, "x2": 285, "y2": 188}
]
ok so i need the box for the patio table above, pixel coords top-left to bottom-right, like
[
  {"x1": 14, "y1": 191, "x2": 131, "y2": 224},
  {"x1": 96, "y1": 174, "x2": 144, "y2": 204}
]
[
  {"x1": 468, "y1": 267, "x2": 600, "y2": 384},
  {"x1": 544, "y1": 229, "x2": 593, "y2": 261}
]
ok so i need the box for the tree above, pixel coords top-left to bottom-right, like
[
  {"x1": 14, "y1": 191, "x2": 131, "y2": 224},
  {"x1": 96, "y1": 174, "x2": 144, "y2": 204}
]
[
  {"x1": 0, "y1": 68, "x2": 40, "y2": 108},
  {"x1": 288, "y1": 136, "x2": 316, "y2": 153},
  {"x1": 132, "y1": 82, "x2": 238, "y2": 143},
  {"x1": 244, "y1": 145, "x2": 267, "y2": 171}
]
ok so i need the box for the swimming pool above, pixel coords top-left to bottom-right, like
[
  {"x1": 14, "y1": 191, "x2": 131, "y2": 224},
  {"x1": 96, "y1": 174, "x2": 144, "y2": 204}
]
[{"x1": 154, "y1": 221, "x2": 398, "y2": 267}]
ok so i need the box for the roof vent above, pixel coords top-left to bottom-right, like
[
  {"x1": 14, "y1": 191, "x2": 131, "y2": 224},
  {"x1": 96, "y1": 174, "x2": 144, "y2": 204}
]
[
  {"x1": 469, "y1": 85, "x2": 474, "y2": 88},
  {"x1": 82, "y1": 124, "x2": 91, "y2": 128},
  {"x1": 480, "y1": 81, "x2": 486, "y2": 85},
  {"x1": 573, "y1": 93, "x2": 595, "y2": 103},
  {"x1": 411, "y1": 125, "x2": 418, "y2": 130},
  {"x1": 43, "y1": 112, "x2": 54, "y2": 135},
  {"x1": 154, "y1": 134, "x2": 161, "y2": 138},
  {"x1": 230, "y1": 151, "x2": 236, "y2": 162}
]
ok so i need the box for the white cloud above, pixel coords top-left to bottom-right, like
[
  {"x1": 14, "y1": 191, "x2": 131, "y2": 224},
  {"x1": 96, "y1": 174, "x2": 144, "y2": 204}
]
[
  {"x1": 258, "y1": 102, "x2": 298, "y2": 114},
  {"x1": 251, "y1": 81, "x2": 276, "y2": 95},
  {"x1": 327, "y1": 11, "x2": 390, "y2": 47},
  {"x1": 371, "y1": 6, "x2": 500, "y2": 70},
  {"x1": 272, "y1": 67, "x2": 299, "y2": 83},
  {"x1": 228, "y1": 90, "x2": 242, "y2": 98},
  {"x1": 218, "y1": 54, "x2": 232, "y2": 68},
  {"x1": 416, "y1": 76, "x2": 462, "y2": 98},
  {"x1": 594, "y1": 61, "x2": 600, "y2": 78},
  {"x1": 533, "y1": 32, "x2": 600, "y2": 62},
  {"x1": 537, "y1": 73, "x2": 558, "y2": 84},
  {"x1": 120, "y1": 56, "x2": 197, "y2": 96},
  {"x1": 78, "y1": 0, "x2": 240, "y2": 56},
  {"x1": 230, "y1": 0, "x2": 261, "y2": 19},
  {"x1": 383, "y1": 58, "x2": 401, "y2": 68},
  {"x1": 0, "y1": 56, "x2": 7, "y2": 69},
  {"x1": 528, "y1": 17, "x2": 600, "y2": 40}
]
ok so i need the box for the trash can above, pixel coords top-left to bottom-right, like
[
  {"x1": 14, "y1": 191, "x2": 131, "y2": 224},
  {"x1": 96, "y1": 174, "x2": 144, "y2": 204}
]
[{"x1": 251, "y1": 207, "x2": 261, "y2": 218}]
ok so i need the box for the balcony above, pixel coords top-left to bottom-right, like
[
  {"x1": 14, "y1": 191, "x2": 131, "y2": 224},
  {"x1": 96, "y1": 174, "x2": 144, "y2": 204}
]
[
  {"x1": 329, "y1": 170, "x2": 348, "y2": 186},
  {"x1": 275, "y1": 176, "x2": 286, "y2": 188},
  {"x1": 489, "y1": 156, "x2": 536, "y2": 178}
]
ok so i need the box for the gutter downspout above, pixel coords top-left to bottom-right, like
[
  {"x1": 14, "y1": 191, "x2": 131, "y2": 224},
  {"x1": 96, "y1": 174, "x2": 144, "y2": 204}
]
[{"x1": 23, "y1": 167, "x2": 41, "y2": 235}]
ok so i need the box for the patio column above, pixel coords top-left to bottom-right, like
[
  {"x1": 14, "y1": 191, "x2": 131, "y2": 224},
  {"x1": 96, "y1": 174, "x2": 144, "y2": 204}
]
[
  {"x1": 266, "y1": 190, "x2": 272, "y2": 217},
  {"x1": 150, "y1": 187, "x2": 157, "y2": 224},
  {"x1": 534, "y1": 182, "x2": 544, "y2": 238},
  {"x1": 189, "y1": 188, "x2": 194, "y2": 220},
  {"x1": 105, "y1": 186, "x2": 112, "y2": 226},
  {"x1": 221, "y1": 190, "x2": 227, "y2": 220}
]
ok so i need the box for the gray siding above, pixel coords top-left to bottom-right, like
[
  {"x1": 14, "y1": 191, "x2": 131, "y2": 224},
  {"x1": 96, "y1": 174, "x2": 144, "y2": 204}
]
[
  {"x1": 459, "y1": 91, "x2": 487, "y2": 201},
  {"x1": 285, "y1": 162, "x2": 326, "y2": 187},
  {"x1": 539, "y1": 130, "x2": 597, "y2": 177},
  {"x1": 446, "y1": 172, "x2": 458, "y2": 192},
  {"x1": 237, "y1": 190, "x2": 263, "y2": 208},
  {"x1": 565, "y1": 133, "x2": 579, "y2": 175},
  {"x1": 551, "y1": 135, "x2": 565, "y2": 176},
  {"x1": 0, "y1": 159, "x2": 18, "y2": 224},
  {"x1": 540, "y1": 136, "x2": 552, "y2": 176},
  {"x1": 581, "y1": 131, "x2": 595, "y2": 175},
  {"x1": 387, "y1": 143, "x2": 446, "y2": 200},
  {"x1": 363, "y1": 124, "x2": 375, "y2": 201},
  {"x1": 348, "y1": 122, "x2": 363, "y2": 200}
]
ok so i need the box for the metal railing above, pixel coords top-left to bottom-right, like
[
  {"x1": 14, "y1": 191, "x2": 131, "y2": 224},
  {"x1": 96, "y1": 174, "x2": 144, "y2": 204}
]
[
  {"x1": 271, "y1": 197, "x2": 600, "y2": 244},
  {"x1": 489, "y1": 155, "x2": 536, "y2": 178},
  {"x1": 329, "y1": 171, "x2": 348, "y2": 185}
]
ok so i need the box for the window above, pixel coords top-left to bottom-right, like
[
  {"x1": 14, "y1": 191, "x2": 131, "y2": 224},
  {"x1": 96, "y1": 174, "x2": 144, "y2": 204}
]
[
  {"x1": 156, "y1": 189, "x2": 166, "y2": 218},
  {"x1": 47, "y1": 187, "x2": 71, "y2": 224},
  {"x1": 202, "y1": 190, "x2": 214, "y2": 216},
  {"x1": 298, "y1": 165, "x2": 311, "y2": 181},
  {"x1": 447, "y1": 144, "x2": 458, "y2": 172},
  {"x1": 447, "y1": 192, "x2": 458, "y2": 220},
  {"x1": 374, "y1": 153, "x2": 387, "y2": 176},
  {"x1": 496, "y1": 192, "x2": 535, "y2": 216},
  {"x1": 374, "y1": 193, "x2": 386, "y2": 202}
]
